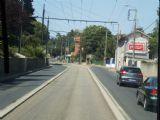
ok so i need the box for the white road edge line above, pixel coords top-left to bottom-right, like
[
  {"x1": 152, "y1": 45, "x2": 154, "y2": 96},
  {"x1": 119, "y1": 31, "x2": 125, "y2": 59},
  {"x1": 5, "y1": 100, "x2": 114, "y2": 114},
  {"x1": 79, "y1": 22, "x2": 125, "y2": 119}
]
[
  {"x1": 88, "y1": 67, "x2": 132, "y2": 120},
  {"x1": 0, "y1": 66, "x2": 70, "y2": 118}
]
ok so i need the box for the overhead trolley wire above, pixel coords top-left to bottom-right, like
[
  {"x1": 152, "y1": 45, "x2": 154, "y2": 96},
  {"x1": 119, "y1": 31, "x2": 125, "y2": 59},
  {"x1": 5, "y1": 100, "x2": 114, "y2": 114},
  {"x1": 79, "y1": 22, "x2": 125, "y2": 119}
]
[
  {"x1": 108, "y1": 0, "x2": 118, "y2": 21},
  {"x1": 35, "y1": 16, "x2": 118, "y2": 24},
  {"x1": 144, "y1": 20, "x2": 157, "y2": 31},
  {"x1": 70, "y1": 0, "x2": 74, "y2": 19}
]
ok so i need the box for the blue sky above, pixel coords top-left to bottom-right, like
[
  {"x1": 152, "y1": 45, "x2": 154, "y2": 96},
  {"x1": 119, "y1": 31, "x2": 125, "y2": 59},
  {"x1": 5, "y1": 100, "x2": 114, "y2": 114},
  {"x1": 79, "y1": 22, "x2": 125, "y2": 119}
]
[{"x1": 33, "y1": 0, "x2": 159, "y2": 37}]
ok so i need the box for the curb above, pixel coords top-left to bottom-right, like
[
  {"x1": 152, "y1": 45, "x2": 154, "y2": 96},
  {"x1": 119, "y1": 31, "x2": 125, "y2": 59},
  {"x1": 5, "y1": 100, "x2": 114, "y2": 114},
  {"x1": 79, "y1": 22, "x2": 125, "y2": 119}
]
[
  {"x1": 0, "y1": 67, "x2": 70, "y2": 118},
  {"x1": 88, "y1": 67, "x2": 131, "y2": 120}
]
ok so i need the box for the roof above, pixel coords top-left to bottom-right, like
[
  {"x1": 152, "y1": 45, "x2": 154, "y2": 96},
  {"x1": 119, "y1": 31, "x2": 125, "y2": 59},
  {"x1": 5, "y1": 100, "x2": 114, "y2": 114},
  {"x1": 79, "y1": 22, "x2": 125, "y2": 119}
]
[
  {"x1": 117, "y1": 30, "x2": 151, "y2": 41},
  {"x1": 127, "y1": 30, "x2": 151, "y2": 38}
]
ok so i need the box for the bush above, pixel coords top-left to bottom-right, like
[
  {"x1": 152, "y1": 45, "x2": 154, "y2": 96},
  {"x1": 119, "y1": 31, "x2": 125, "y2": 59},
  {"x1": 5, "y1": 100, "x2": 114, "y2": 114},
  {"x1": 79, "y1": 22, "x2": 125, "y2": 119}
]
[{"x1": 21, "y1": 46, "x2": 45, "y2": 58}]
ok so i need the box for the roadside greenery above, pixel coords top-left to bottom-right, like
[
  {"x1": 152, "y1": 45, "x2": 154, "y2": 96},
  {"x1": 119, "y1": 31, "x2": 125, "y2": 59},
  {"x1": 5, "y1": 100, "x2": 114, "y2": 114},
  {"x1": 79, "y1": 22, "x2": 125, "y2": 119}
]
[
  {"x1": 81, "y1": 25, "x2": 115, "y2": 60},
  {"x1": 0, "y1": 1, "x2": 158, "y2": 60},
  {"x1": 51, "y1": 25, "x2": 116, "y2": 61},
  {"x1": 0, "y1": 0, "x2": 48, "y2": 58},
  {"x1": 148, "y1": 9, "x2": 159, "y2": 59}
]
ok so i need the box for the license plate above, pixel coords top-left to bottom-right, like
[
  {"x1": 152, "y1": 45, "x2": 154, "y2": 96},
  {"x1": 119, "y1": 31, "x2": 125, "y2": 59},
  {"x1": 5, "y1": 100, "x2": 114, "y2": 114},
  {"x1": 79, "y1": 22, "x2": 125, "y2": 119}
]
[{"x1": 129, "y1": 79, "x2": 136, "y2": 81}]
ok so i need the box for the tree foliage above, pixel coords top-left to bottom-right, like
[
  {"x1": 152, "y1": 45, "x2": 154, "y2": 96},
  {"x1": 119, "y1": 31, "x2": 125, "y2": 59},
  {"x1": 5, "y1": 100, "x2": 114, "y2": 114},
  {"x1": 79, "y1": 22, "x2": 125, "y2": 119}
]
[
  {"x1": 0, "y1": 0, "x2": 35, "y2": 48},
  {"x1": 20, "y1": 21, "x2": 48, "y2": 58},
  {"x1": 81, "y1": 25, "x2": 115, "y2": 60},
  {"x1": 148, "y1": 8, "x2": 159, "y2": 59}
]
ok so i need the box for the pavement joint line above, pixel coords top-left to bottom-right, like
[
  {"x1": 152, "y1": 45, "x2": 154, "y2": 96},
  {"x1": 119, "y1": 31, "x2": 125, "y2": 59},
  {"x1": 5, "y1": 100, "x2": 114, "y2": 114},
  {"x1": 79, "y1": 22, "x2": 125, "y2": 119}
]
[
  {"x1": 0, "y1": 66, "x2": 70, "y2": 119},
  {"x1": 88, "y1": 67, "x2": 132, "y2": 120}
]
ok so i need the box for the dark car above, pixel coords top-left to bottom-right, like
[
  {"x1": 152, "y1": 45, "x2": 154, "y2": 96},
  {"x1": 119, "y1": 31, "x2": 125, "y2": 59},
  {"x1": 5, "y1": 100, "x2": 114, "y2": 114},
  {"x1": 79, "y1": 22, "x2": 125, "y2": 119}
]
[
  {"x1": 117, "y1": 66, "x2": 143, "y2": 87},
  {"x1": 136, "y1": 76, "x2": 157, "y2": 111}
]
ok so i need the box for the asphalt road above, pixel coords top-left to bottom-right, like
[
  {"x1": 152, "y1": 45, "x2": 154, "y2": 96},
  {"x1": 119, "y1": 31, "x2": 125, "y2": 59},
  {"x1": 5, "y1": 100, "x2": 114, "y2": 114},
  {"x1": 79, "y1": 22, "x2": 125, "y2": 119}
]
[
  {"x1": 91, "y1": 66, "x2": 157, "y2": 120},
  {"x1": 1, "y1": 65, "x2": 116, "y2": 120},
  {"x1": 0, "y1": 64, "x2": 66, "y2": 109}
]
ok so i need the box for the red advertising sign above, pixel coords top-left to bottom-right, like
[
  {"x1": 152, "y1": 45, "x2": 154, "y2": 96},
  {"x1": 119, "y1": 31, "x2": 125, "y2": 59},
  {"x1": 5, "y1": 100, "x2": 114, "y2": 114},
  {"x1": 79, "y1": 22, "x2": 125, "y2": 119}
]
[{"x1": 128, "y1": 42, "x2": 145, "y2": 51}]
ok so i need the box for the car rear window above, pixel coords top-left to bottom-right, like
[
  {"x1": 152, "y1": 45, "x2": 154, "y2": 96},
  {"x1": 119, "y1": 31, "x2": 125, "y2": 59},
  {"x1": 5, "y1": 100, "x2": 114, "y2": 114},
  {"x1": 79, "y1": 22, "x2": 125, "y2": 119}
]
[
  {"x1": 123, "y1": 67, "x2": 141, "y2": 73},
  {"x1": 151, "y1": 77, "x2": 157, "y2": 87}
]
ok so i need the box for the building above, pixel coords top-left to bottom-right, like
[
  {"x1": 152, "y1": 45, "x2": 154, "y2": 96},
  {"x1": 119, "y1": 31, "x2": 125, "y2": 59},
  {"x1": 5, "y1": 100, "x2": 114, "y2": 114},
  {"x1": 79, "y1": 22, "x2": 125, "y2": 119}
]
[
  {"x1": 115, "y1": 30, "x2": 150, "y2": 70},
  {"x1": 73, "y1": 36, "x2": 80, "y2": 56}
]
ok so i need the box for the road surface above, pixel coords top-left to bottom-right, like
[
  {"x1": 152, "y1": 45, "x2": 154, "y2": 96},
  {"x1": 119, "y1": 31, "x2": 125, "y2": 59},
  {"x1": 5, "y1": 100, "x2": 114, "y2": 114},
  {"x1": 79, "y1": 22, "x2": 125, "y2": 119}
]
[
  {"x1": 91, "y1": 66, "x2": 157, "y2": 120},
  {"x1": 1, "y1": 65, "x2": 116, "y2": 120}
]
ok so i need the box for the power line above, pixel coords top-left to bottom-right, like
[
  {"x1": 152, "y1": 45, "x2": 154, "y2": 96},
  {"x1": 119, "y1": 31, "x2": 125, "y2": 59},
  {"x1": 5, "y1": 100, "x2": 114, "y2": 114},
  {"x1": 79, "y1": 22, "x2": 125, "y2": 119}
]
[
  {"x1": 48, "y1": 0, "x2": 104, "y2": 21},
  {"x1": 35, "y1": 16, "x2": 118, "y2": 24},
  {"x1": 108, "y1": 0, "x2": 117, "y2": 21},
  {"x1": 88, "y1": 0, "x2": 94, "y2": 18},
  {"x1": 70, "y1": 0, "x2": 74, "y2": 19},
  {"x1": 60, "y1": 2, "x2": 67, "y2": 19},
  {"x1": 81, "y1": 0, "x2": 83, "y2": 20},
  {"x1": 144, "y1": 20, "x2": 157, "y2": 31}
]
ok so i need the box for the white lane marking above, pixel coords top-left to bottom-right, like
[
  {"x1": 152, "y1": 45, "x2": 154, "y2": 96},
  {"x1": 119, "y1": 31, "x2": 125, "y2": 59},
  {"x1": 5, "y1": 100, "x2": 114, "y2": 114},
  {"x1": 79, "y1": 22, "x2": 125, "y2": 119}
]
[
  {"x1": 0, "y1": 67, "x2": 70, "y2": 118},
  {"x1": 88, "y1": 68, "x2": 132, "y2": 120}
]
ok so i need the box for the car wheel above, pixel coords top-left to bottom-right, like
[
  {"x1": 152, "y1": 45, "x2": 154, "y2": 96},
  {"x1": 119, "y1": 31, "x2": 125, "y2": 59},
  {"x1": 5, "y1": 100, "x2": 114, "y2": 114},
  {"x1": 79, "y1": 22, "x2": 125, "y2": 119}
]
[
  {"x1": 136, "y1": 93, "x2": 141, "y2": 105},
  {"x1": 119, "y1": 82, "x2": 122, "y2": 86},
  {"x1": 117, "y1": 81, "x2": 119, "y2": 85},
  {"x1": 143, "y1": 98, "x2": 149, "y2": 111}
]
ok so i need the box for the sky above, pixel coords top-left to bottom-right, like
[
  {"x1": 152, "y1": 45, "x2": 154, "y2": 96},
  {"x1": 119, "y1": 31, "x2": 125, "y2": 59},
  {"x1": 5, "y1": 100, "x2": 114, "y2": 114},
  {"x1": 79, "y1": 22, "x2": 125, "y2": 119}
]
[{"x1": 33, "y1": 0, "x2": 159, "y2": 37}]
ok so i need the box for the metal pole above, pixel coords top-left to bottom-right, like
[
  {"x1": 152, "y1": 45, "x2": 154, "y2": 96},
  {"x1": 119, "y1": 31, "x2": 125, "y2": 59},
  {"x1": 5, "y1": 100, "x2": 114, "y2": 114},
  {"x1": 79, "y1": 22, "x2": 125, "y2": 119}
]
[
  {"x1": 60, "y1": 37, "x2": 63, "y2": 61},
  {"x1": 46, "y1": 16, "x2": 49, "y2": 55},
  {"x1": 116, "y1": 24, "x2": 119, "y2": 69},
  {"x1": 133, "y1": 9, "x2": 137, "y2": 65},
  {"x1": 128, "y1": 9, "x2": 137, "y2": 66},
  {"x1": 104, "y1": 31, "x2": 107, "y2": 65},
  {"x1": 0, "y1": 0, "x2": 9, "y2": 73},
  {"x1": 79, "y1": 36, "x2": 81, "y2": 64},
  {"x1": 19, "y1": 0, "x2": 24, "y2": 53},
  {"x1": 42, "y1": 4, "x2": 45, "y2": 43}
]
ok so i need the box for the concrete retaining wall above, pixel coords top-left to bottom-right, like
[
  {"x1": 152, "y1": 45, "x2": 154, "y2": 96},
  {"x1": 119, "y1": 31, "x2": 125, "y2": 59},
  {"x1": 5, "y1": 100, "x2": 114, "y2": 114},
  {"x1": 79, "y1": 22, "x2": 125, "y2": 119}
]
[
  {"x1": 140, "y1": 61, "x2": 157, "y2": 80},
  {"x1": 0, "y1": 58, "x2": 48, "y2": 79}
]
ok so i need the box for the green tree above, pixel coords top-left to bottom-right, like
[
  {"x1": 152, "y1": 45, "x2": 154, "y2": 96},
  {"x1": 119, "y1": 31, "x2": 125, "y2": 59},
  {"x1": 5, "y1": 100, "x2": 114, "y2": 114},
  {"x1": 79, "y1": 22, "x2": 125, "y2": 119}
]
[
  {"x1": 0, "y1": 0, "x2": 35, "y2": 47},
  {"x1": 81, "y1": 25, "x2": 115, "y2": 60},
  {"x1": 20, "y1": 21, "x2": 48, "y2": 58},
  {"x1": 148, "y1": 9, "x2": 159, "y2": 59}
]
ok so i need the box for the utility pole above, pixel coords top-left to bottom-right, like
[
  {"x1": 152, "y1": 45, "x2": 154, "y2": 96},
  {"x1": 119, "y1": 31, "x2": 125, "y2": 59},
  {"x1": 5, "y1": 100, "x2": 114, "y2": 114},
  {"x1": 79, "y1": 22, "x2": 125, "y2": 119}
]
[
  {"x1": 128, "y1": 9, "x2": 137, "y2": 65},
  {"x1": 0, "y1": 0, "x2": 9, "y2": 73},
  {"x1": 60, "y1": 37, "x2": 63, "y2": 61},
  {"x1": 115, "y1": 24, "x2": 119, "y2": 69},
  {"x1": 46, "y1": 16, "x2": 49, "y2": 55},
  {"x1": 45, "y1": 16, "x2": 49, "y2": 65},
  {"x1": 104, "y1": 31, "x2": 107, "y2": 65},
  {"x1": 42, "y1": 4, "x2": 45, "y2": 43},
  {"x1": 133, "y1": 9, "x2": 137, "y2": 65},
  {"x1": 19, "y1": 0, "x2": 24, "y2": 53}
]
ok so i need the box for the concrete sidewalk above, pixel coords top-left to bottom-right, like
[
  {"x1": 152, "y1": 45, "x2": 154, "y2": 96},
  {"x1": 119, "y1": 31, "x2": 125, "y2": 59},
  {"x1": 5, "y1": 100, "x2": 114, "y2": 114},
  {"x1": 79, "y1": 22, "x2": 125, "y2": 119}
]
[{"x1": 0, "y1": 64, "x2": 67, "y2": 111}]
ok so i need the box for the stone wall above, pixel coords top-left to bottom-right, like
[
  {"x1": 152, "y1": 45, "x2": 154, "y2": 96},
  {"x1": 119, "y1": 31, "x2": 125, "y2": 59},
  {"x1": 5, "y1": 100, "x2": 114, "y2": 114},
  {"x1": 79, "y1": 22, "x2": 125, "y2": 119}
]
[
  {"x1": 140, "y1": 61, "x2": 157, "y2": 80},
  {"x1": 0, "y1": 58, "x2": 49, "y2": 79}
]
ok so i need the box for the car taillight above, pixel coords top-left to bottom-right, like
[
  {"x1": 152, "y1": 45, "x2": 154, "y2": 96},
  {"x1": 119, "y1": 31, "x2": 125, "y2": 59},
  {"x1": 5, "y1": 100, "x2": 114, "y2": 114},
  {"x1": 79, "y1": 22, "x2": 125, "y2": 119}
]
[
  {"x1": 150, "y1": 89, "x2": 157, "y2": 95},
  {"x1": 120, "y1": 70, "x2": 127, "y2": 75},
  {"x1": 138, "y1": 73, "x2": 143, "y2": 77}
]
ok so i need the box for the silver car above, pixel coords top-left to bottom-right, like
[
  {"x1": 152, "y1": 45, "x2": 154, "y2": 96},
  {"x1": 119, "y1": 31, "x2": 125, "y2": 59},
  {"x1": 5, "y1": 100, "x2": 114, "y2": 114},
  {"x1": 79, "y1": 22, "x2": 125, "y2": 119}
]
[{"x1": 117, "y1": 66, "x2": 143, "y2": 87}]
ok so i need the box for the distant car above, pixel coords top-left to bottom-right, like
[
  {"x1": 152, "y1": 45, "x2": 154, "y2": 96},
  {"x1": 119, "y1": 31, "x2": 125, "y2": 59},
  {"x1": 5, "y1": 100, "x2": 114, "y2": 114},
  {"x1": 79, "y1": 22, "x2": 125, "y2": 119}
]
[
  {"x1": 136, "y1": 76, "x2": 157, "y2": 111},
  {"x1": 117, "y1": 66, "x2": 143, "y2": 87}
]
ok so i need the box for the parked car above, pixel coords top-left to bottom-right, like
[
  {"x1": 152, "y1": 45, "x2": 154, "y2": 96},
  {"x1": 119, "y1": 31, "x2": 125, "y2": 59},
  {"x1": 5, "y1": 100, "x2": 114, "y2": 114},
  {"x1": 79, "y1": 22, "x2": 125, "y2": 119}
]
[
  {"x1": 117, "y1": 66, "x2": 143, "y2": 87},
  {"x1": 136, "y1": 76, "x2": 157, "y2": 111}
]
